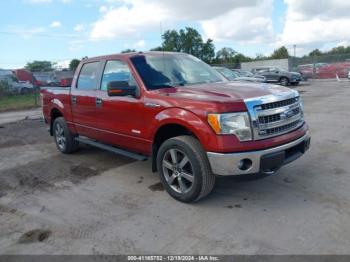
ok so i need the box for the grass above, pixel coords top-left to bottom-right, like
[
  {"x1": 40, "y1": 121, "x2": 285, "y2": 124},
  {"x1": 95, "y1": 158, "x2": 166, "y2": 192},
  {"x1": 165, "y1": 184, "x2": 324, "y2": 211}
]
[{"x1": 0, "y1": 93, "x2": 40, "y2": 112}]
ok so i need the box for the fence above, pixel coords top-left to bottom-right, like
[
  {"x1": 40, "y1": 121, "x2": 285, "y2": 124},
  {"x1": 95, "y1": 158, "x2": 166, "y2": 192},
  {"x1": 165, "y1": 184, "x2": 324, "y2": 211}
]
[
  {"x1": 0, "y1": 79, "x2": 40, "y2": 112},
  {"x1": 215, "y1": 53, "x2": 350, "y2": 80},
  {"x1": 290, "y1": 53, "x2": 350, "y2": 79}
]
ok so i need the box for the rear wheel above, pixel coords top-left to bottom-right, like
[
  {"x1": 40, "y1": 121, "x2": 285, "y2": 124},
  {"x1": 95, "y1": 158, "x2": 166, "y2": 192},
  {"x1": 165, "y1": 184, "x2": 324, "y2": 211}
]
[
  {"x1": 53, "y1": 117, "x2": 79, "y2": 154},
  {"x1": 156, "y1": 136, "x2": 215, "y2": 202},
  {"x1": 280, "y1": 77, "x2": 289, "y2": 86}
]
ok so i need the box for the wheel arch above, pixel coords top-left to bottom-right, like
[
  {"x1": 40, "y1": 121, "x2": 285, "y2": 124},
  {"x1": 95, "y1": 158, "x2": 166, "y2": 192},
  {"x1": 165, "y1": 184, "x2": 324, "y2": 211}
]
[
  {"x1": 151, "y1": 123, "x2": 200, "y2": 172},
  {"x1": 49, "y1": 107, "x2": 63, "y2": 136}
]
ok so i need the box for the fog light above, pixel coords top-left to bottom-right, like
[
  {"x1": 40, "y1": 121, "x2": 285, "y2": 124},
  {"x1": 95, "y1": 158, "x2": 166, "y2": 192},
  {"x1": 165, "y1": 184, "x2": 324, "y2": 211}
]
[{"x1": 238, "y1": 159, "x2": 253, "y2": 171}]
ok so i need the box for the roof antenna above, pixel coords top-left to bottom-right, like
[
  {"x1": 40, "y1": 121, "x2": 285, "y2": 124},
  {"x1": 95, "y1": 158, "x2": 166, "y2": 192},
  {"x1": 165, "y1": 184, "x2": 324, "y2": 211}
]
[{"x1": 160, "y1": 22, "x2": 166, "y2": 73}]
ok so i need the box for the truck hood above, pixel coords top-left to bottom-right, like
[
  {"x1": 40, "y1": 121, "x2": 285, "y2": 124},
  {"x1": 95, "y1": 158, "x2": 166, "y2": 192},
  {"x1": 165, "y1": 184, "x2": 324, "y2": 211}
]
[{"x1": 155, "y1": 81, "x2": 297, "y2": 102}]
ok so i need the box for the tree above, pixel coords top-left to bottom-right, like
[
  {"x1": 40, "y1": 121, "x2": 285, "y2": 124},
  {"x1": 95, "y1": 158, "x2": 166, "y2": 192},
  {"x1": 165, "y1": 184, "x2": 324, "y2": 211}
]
[
  {"x1": 152, "y1": 27, "x2": 216, "y2": 63},
  {"x1": 121, "y1": 49, "x2": 136, "y2": 53},
  {"x1": 216, "y1": 47, "x2": 237, "y2": 63},
  {"x1": 25, "y1": 61, "x2": 54, "y2": 72},
  {"x1": 69, "y1": 59, "x2": 81, "y2": 71},
  {"x1": 200, "y1": 39, "x2": 215, "y2": 64},
  {"x1": 309, "y1": 49, "x2": 322, "y2": 57},
  {"x1": 270, "y1": 46, "x2": 289, "y2": 59}
]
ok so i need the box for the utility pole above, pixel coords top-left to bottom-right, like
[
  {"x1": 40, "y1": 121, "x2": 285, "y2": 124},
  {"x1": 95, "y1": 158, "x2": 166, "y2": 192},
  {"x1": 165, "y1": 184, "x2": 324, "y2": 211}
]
[{"x1": 293, "y1": 44, "x2": 296, "y2": 57}]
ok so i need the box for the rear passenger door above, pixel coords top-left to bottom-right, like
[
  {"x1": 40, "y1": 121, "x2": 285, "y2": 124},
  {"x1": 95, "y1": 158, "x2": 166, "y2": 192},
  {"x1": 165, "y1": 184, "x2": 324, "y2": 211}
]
[{"x1": 71, "y1": 61, "x2": 102, "y2": 138}]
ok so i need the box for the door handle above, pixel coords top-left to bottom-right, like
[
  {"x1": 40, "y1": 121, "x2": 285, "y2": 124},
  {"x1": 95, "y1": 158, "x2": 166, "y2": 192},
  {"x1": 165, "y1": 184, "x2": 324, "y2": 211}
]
[
  {"x1": 72, "y1": 96, "x2": 77, "y2": 104},
  {"x1": 96, "y1": 97, "x2": 103, "y2": 107}
]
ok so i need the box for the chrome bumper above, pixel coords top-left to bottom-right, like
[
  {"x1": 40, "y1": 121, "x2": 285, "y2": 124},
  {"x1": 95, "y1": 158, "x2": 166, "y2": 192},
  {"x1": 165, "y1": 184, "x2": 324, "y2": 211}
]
[{"x1": 207, "y1": 132, "x2": 310, "y2": 176}]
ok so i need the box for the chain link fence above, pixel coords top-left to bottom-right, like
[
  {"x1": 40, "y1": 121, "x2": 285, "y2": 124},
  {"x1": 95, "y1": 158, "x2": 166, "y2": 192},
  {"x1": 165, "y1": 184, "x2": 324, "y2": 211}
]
[
  {"x1": 290, "y1": 53, "x2": 350, "y2": 80},
  {"x1": 0, "y1": 78, "x2": 40, "y2": 112}
]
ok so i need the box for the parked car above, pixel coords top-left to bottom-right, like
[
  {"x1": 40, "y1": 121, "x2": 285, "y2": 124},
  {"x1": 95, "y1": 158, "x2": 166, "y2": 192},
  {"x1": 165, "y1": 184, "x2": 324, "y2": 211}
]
[
  {"x1": 41, "y1": 52, "x2": 310, "y2": 202},
  {"x1": 316, "y1": 62, "x2": 350, "y2": 79},
  {"x1": 1, "y1": 74, "x2": 34, "y2": 94},
  {"x1": 33, "y1": 73, "x2": 56, "y2": 87},
  {"x1": 213, "y1": 66, "x2": 266, "y2": 83},
  {"x1": 252, "y1": 66, "x2": 302, "y2": 86},
  {"x1": 297, "y1": 64, "x2": 314, "y2": 80},
  {"x1": 348, "y1": 70, "x2": 350, "y2": 80},
  {"x1": 14, "y1": 69, "x2": 34, "y2": 84},
  {"x1": 59, "y1": 77, "x2": 73, "y2": 87},
  {"x1": 232, "y1": 69, "x2": 266, "y2": 81}
]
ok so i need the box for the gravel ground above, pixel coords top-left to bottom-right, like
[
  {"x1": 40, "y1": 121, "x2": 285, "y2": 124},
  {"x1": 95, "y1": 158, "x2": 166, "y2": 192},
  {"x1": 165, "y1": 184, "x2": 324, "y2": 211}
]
[{"x1": 0, "y1": 80, "x2": 350, "y2": 255}]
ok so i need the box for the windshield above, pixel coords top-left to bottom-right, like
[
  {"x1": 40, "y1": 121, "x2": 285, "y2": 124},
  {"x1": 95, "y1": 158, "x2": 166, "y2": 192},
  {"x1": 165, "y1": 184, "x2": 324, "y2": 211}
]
[
  {"x1": 214, "y1": 67, "x2": 240, "y2": 81},
  {"x1": 130, "y1": 53, "x2": 225, "y2": 90},
  {"x1": 239, "y1": 71, "x2": 254, "y2": 77}
]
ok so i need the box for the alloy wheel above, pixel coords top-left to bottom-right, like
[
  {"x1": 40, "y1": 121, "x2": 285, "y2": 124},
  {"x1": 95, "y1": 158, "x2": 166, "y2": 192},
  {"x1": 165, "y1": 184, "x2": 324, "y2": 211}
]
[
  {"x1": 162, "y1": 149, "x2": 195, "y2": 194},
  {"x1": 55, "y1": 123, "x2": 66, "y2": 151}
]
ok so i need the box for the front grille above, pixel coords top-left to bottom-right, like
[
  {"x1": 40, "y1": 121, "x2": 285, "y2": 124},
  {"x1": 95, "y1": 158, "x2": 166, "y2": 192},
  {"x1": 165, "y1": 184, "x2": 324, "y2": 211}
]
[
  {"x1": 251, "y1": 96, "x2": 303, "y2": 140},
  {"x1": 265, "y1": 119, "x2": 302, "y2": 136},
  {"x1": 259, "y1": 113, "x2": 281, "y2": 124},
  {"x1": 261, "y1": 97, "x2": 299, "y2": 110}
]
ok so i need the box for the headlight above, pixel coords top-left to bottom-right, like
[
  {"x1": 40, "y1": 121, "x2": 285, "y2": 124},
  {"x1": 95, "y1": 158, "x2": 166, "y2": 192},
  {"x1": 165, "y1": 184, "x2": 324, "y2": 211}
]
[{"x1": 207, "y1": 112, "x2": 252, "y2": 141}]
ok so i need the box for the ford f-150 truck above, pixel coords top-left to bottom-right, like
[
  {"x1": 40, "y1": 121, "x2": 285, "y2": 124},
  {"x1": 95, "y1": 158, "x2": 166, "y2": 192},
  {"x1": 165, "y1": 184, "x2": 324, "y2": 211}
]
[{"x1": 41, "y1": 52, "x2": 310, "y2": 202}]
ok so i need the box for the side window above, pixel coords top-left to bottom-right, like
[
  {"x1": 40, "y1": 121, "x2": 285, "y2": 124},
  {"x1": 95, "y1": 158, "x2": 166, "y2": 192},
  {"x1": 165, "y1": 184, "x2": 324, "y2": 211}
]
[
  {"x1": 101, "y1": 60, "x2": 136, "y2": 91},
  {"x1": 77, "y1": 62, "x2": 99, "y2": 90}
]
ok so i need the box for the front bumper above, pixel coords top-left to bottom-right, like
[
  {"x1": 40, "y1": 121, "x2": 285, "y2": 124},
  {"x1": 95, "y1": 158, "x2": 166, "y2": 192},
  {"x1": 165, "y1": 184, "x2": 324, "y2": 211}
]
[{"x1": 207, "y1": 132, "x2": 311, "y2": 176}]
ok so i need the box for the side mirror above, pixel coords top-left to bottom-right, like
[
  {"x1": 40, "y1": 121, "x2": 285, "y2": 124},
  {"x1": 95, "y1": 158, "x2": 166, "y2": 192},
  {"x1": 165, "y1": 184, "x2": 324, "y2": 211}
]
[{"x1": 107, "y1": 81, "x2": 136, "y2": 97}]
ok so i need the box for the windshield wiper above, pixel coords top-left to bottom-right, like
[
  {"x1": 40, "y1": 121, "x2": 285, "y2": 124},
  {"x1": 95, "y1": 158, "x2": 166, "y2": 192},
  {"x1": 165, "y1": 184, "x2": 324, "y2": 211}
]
[{"x1": 151, "y1": 82, "x2": 185, "y2": 89}]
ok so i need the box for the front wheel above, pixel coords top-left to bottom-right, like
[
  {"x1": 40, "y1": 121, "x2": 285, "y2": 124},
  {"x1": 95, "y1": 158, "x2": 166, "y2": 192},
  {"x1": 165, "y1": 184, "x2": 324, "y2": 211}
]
[{"x1": 156, "y1": 136, "x2": 215, "y2": 203}]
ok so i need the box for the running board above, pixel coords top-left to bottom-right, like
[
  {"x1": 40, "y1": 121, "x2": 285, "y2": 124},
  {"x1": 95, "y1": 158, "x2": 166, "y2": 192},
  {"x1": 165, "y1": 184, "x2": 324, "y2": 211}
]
[{"x1": 75, "y1": 137, "x2": 148, "y2": 161}]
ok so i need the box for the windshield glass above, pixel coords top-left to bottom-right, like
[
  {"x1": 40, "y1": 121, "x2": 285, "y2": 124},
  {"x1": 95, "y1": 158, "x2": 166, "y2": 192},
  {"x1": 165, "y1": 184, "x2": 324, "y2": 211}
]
[
  {"x1": 240, "y1": 71, "x2": 254, "y2": 77},
  {"x1": 130, "y1": 53, "x2": 225, "y2": 90},
  {"x1": 214, "y1": 67, "x2": 239, "y2": 81}
]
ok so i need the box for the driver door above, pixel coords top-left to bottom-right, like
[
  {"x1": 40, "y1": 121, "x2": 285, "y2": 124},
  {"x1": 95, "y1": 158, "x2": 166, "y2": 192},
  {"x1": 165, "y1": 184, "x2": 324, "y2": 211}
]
[{"x1": 94, "y1": 59, "x2": 148, "y2": 154}]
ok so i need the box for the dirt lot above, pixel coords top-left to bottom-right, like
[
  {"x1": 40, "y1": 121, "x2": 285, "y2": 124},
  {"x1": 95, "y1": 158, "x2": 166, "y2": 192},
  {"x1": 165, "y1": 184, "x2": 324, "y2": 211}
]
[{"x1": 0, "y1": 80, "x2": 350, "y2": 255}]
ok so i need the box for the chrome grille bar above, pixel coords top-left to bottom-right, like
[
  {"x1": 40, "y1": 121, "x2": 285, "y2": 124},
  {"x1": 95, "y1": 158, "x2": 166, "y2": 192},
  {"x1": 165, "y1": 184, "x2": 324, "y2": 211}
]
[{"x1": 244, "y1": 90, "x2": 304, "y2": 140}]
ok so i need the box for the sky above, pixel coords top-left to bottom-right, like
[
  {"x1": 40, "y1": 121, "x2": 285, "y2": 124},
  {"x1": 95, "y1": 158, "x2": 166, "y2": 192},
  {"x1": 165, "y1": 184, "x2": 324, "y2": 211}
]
[{"x1": 1, "y1": 0, "x2": 350, "y2": 69}]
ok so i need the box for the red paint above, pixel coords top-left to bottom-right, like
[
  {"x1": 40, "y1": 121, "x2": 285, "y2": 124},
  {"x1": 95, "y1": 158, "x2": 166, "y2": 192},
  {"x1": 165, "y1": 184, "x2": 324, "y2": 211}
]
[
  {"x1": 41, "y1": 52, "x2": 309, "y2": 157},
  {"x1": 14, "y1": 69, "x2": 34, "y2": 83}
]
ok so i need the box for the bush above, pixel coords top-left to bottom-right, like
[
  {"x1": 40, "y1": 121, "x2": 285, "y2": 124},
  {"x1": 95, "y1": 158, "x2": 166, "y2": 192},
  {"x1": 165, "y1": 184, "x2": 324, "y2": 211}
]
[{"x1": 0, "y1": 80, "x2": 10, "y2": 97}]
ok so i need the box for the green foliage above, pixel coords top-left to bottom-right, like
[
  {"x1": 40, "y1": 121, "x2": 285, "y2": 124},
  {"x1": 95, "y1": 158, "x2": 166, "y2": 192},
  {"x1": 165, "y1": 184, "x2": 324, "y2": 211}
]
[
  {"x1": 0, "y1": 80, "x2": 10, "y2": 96},
  {"x1": 216, "y1": 47, "x2": 236, "y2": 62},
  {"x1": 121, "y1": 49, "x2": 136, "y2": 53},
  {"x1": 270, "y1": 46, "x2": 289, "y2": 59},
  {"x1": 154, "y1": 27, "x2": 216, "y2": 63},
  {"x1": 326, "y1": 46, "x2": 350, "y2": 55},
  {"x1": 308, "y1": 49, "x2": 322, "y2": 57},
  {"x1": 25, "y1": 60, "x2": 54, "y2": 72},
  {"x1": 215, "y1": 47, "x2": 252, "y2": 64},
  {"x1": 69, "y1": 59, "x2": 81, "y2": 71}
]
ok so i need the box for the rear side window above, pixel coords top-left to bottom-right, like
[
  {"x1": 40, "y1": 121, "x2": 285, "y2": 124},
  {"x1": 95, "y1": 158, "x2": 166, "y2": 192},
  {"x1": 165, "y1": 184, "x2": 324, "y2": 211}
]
[
  {"x1": 101, "y1": 60, "x2": 136, "y2": 91},
  {"x1": 77, "y1": 62, "x2": 99, "y2": 90}
]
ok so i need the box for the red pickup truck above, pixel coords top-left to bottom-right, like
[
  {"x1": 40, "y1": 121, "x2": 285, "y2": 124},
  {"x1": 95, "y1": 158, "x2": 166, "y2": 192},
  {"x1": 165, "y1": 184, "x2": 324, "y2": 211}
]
[{"x1": 41, "y1": 52, "x2": 310, "y2": 202}]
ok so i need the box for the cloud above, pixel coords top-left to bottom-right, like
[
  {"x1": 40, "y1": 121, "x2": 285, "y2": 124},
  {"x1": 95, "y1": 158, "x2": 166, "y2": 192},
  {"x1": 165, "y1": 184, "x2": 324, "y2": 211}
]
[
  {"x1": 50, "y1": 21, "x2": 62, "y2": 28},
  {"x1": 89, "y1": 0, "x2": 272, "y2": 44},
  {"x1": 73, "y1": 24, "x2": 85, "y2": 32},
  {"x1": 278, "y1": 0, "x2": 350, "y2": 50},
  {"x1": 54, "y1": 59, "x2": 71, "y2": 69},
  {"x1": 201, "y1": 0, "x2": 274, "y2": 43},
  {"x1": 134, "y1": 39, "x2": 146, "y2": 48},
  {"x1": 8, "y1": 26, "x2": 46, "y2": 39},
  {"x1": 25, "y1": 0, "x2": 52, "y2": 3},
  {"x1": 90, "y1": 1, "x2": 168, "y2": 40},
  {"x1": 99, "y1": 5, "x2": 108, "y2": 13}
]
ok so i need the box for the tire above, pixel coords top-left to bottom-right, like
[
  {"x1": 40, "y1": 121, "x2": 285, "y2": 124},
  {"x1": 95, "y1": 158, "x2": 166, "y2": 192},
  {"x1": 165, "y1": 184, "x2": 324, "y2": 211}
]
[
  {"x1": 20, "y1": 87, "x2": 29, "y2": 95},
  {"x1": 53, "y1": 117, "x2": 79, "y2": 154},
  {"x1": 280, "y1": 77, "x2": 289, "y2": 86},
  {"x1": 156, "y1": 136, "x2": 215, "y2": 203}
]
